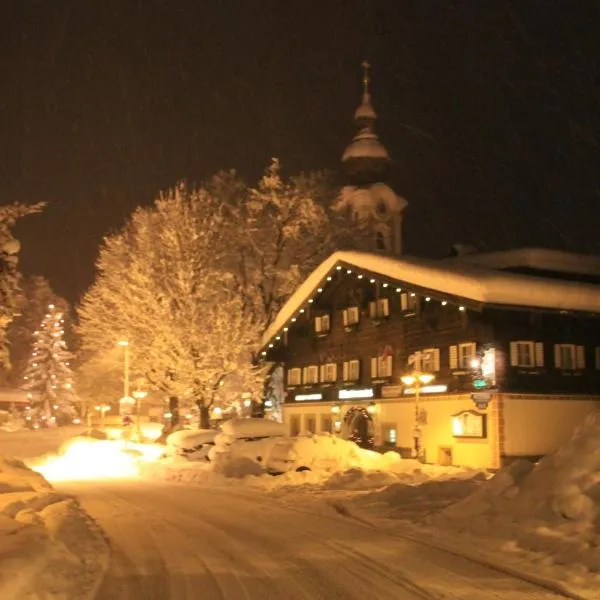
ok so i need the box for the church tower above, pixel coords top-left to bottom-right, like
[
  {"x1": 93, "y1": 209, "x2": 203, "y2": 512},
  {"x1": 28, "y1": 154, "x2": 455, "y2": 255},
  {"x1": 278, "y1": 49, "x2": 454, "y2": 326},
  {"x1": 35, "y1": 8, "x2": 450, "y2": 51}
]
[{"x1": 337, "y1": 62, "x2": 407, "y2": 255}]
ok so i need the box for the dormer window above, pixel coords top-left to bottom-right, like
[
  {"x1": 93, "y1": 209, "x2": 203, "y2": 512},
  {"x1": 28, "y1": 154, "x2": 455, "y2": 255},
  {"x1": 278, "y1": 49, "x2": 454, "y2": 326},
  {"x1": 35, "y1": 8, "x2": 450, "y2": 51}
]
[
  {"x1": 314, "y1": 314, "x2": 330, "y2": 335},
  {"x1": 400, "y1": 293, "x2": 418, "y2": 313}
]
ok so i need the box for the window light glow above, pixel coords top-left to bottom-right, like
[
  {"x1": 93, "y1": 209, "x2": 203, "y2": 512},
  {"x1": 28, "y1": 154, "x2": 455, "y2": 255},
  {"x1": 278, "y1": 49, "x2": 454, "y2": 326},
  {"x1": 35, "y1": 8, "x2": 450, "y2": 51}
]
[
  {"x1": 338, "y1": 388, "x2": 374, "y2": 400},
  {"x1": 295, "y1": 393, "x2": 323, "y2": 401},
  {"x1": 403, "y1": 384, "x2": 448, "y2": 395}
]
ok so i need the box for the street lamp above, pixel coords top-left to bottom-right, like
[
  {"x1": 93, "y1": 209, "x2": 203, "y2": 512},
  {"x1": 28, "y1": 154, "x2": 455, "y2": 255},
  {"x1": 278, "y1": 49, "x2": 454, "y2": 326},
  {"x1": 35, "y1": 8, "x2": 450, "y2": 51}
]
[
  {"x1": 401, "y1": 372, "x2": 435, "y2": 460},
  {"x1": 132, "y1": 390, "x2": 147, "y2": 441},
  {"x1": 118, "y1": 340, "x2": 130, "y2": 403}
]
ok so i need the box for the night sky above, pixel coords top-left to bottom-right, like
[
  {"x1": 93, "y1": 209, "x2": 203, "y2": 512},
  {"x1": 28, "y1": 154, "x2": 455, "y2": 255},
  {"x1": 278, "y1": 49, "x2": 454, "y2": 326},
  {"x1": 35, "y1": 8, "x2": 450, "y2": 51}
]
[{"x1": 2, "y1": 1, "x2": 599, "y2": 304}]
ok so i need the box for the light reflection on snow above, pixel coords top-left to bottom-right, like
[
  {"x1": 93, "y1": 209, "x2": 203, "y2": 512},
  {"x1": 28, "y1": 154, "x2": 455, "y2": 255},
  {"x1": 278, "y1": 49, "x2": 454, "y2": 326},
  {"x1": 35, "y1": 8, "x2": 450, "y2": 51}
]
[{"x1": 30, "y1": 438, "x2": 164, "y2": 482}]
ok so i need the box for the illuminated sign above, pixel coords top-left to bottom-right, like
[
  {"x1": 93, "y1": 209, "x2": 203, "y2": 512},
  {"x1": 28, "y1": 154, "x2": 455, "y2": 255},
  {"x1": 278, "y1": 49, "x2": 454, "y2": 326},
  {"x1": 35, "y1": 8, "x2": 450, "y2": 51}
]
[
  {"x1": 294, "y1": 393, "x2": 323, "y2": 401},
  {"x1": 338, "y1": 388, "x2": 374, "y2": 400},
  {"x1": 403, "y1": 385, "x2": 448, "y2": 395},
  {"x1": 452, "y1": 410, "x2": 487, "y2": 438},
  {"x1": 472, "y1": 379, "x2": 488, "y2": 389}
]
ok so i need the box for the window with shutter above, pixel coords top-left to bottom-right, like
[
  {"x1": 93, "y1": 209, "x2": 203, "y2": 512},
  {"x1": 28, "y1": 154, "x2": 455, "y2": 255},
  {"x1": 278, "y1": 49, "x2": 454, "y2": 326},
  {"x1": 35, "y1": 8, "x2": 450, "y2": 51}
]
[
  {"x1": 304, "y1": 365, "x2": 319, "y2": 384},
  {"x1": 449, "y1": 345, "x2": 458, "y2": 369},
  {"x1": 323, "y1": 363, "x2": 337, "y2": 382},
  {"x1": 319, "y1": 365, "x2": 325, "y2": 382},
  {"x1": 421, "y1": 348, "x2": 440, "y2": 372},
  {"x1": 554, "y1": 344, "x2": 577, "y2": 370},
  {"x1": 342, "y1": 360, "x2": 360, "y2": 381},
  {"x1": 400, "y1": 293, "x2": 417, "y2": 313},
  {"x1": 372, "y1": 356, "x2": 392, "y2": 378},
  {"x1": 576, "y1": 346, "x2": 586, "y2": 370},
  {"x1": 369, "y1": 302, "x2": 377, "y2": 318},
  {"x1": 287, "y1": 368, "x2": 301, "y2": 386},
  {"x1": 535, "y1": 343, "x2": 544, "y2": 367},
  {"x1": 370, "y1": 357, "x2": 378, "y2": 378},
  {"x1": 509, "y1": 341, "x2": 536, "y2": 367},
  {"x1": 458, "y1": 343, "x2": 476, "y2": 368},
  {"x1": 314, "y1": 315, "x2": 330, "y2": 334},
  {"x1": 343, "y1": 306, "x2": 360, "y2": 326}
]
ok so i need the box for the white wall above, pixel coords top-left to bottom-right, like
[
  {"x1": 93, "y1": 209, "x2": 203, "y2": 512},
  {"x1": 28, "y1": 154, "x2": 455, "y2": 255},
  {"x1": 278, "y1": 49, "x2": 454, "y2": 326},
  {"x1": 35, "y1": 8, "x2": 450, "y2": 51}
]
[
  {"x1": 502, "y1": 395, "x2": 600, "y2": 456},
  {"x1": 377, "y1": 394, "x2": 498, "y2": 469}
]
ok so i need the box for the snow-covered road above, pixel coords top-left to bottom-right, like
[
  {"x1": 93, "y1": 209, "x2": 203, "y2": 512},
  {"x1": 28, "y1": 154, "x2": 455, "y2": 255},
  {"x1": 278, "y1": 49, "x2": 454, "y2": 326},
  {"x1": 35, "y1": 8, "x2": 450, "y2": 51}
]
[{"x1": 58, "y1": 480, "x2": 573, "y2": 600}]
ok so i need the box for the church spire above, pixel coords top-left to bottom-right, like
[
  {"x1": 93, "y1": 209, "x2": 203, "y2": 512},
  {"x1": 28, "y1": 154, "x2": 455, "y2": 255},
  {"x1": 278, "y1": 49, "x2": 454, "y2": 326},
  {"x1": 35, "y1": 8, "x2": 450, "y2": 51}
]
[{"x1": 342, "y1": 61, "x2": 391, "y2": 186}]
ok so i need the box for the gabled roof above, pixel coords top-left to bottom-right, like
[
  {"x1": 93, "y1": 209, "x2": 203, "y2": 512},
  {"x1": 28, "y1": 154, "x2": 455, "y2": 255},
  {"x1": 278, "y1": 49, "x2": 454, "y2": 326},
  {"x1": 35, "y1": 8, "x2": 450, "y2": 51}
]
[
  {"x1": 261, "y1": 250, "x2": 600, "y2": 349},
  {"x1": 443, "y1": 247, "x2": 600, "y2": 277}
]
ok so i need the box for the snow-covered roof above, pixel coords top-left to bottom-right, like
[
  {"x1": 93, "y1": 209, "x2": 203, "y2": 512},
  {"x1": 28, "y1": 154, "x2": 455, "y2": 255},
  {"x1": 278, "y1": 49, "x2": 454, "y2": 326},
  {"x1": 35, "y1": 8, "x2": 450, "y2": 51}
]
[
  {"x1": 262, "y1": 250, "x2": 600, "y2": 348},
  {"x1": 443, "y1": 247, "x2": 600, "y2": 278}
]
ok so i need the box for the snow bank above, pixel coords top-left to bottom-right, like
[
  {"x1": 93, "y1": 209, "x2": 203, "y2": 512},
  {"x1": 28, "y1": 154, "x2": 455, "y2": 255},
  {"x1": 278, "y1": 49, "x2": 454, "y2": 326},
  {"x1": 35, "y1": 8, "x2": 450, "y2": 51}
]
[
  {"x1": 436, "y1": 411, "x2": 600, "y2": 574},
  {"x1": 0, "y1": 425, "x2": 85, "y2": 460},
  {"x1": 0, "y1": 453, "x2": 108, "y2": 599},
  {"x1": 164, "y1": 428, "x2": 216, "y2": 461}
]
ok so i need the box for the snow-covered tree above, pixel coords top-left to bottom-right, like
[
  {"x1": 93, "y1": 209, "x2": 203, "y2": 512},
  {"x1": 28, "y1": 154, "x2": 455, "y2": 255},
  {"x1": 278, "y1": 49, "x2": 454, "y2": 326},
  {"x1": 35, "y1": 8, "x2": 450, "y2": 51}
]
[
  {"x1": 7, "y1": 276, "x2": 70, "y2": 386},
  {"x1": 78, "y1": 183, "x2": 267, "y2": 429},
  {"x1": 0, "y1": 202, "x2": 45, "y2": 369},
  {"x1": 21, "y1": 303, "x2": 79, "y2": 425}
]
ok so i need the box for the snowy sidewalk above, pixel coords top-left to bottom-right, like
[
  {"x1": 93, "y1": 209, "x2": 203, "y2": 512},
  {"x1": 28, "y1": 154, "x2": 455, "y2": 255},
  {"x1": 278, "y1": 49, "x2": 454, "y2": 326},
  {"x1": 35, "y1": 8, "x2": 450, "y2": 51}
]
[{"x1": 0, "y1": 456, "x2": 109, "y2": 600}]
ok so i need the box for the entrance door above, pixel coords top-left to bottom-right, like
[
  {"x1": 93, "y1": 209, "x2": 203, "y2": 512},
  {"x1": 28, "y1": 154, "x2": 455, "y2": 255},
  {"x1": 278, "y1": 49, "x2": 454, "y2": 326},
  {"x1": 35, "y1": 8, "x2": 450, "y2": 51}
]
[{"x1": 343, "y1": 407, "x2": 374, "y2": 449}]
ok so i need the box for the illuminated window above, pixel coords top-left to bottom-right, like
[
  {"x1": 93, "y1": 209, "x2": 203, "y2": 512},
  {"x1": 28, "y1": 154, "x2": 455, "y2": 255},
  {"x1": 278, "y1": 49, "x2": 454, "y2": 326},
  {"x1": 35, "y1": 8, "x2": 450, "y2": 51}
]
[
  {"x1": 287, "y1": 368, "x2": 301, "y2": 386},
  {"x1": 343, "y1": 306, "x2": 360, "y2": 326},
  {"x1": 314, "y1": 314, "x2": 330, "y2": 334},
  {"x1": 450, "y1": 343, "x2": 476, "y2": 369},
  {"x1": 410, "y1": 348, "x2": 440, "y2": 372},
  {"x1": 369, "y1": 298, "x2": 389, "y2": 319},
  {"x1": 386, "y1": 428, "x2": 397, "y2": 444},
  {"x1": 319, "y1": 363, "x2": 338, "y2": 383},
  {"x1": 371, "y1": 355, "x2": 392, "y2": 378},
  {"x1": 400, "y1": 293, "x2": 418, "y2": 313},
  {"x1": 342, "y1": 359, "x2": 360, "y2": 382},
  {"x1": 303, "y1": 365, "x2": 319, "y2": 384}
]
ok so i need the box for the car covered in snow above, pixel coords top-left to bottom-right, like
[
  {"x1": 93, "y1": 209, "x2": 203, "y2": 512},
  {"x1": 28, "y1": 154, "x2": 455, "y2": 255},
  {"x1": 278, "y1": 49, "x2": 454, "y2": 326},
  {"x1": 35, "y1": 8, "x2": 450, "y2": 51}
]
[{"x1": 164, "y1": 428, "x2": 218, "y2": 461}]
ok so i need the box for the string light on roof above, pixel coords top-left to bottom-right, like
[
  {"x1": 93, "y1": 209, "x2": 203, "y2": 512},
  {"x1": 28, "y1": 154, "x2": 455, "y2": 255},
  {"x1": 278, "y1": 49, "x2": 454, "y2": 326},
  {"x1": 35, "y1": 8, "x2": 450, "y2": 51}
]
[
  {"x1": 370, "y1": 279, "x2": 375, "y2": 283},
  {"x1": 308, "y1": 299, "x2": 313, "y2": 303},
  {"x1": 283, "y1": 327, "x2": 289, "y2": 331},
  {"x1": 336, "y1": 266, "x2": 342, "y2": 270},
  {"x1": 346, "y1": 269, "x2": 352, "y2": 274},
  {"x1": 382, "y1": 283, "x2": 388, "y2": 288},
  {"x1": 317, "y1": 288, "x2": 323, "y2": 293},
  {"x1": 268, "y1": 343, "x2": 274, "y2": 348},
  {"x1": 425, "y1": 297, "x2": 431, "y2": 302},
  {"x1": 291, "y1": 317, "x2": 297, "y2": 322},
  {"x1": 410, "y1": 293, "x2": 416, "y2": 297},
  {"x1": 326, "y1": 276, "x2": 332, "y2": 281},
  {"x1": 459, "y1": 306, "x2": 466, "y2": 311},
  {"x1": 396, "y1": 288, "x2": 402, "y2": 292},
  {"x1": 357, "y1": 274, "x2": 363, "y2": 279},
  {"x1": 441, "y1": 301, "x2": 447, "y2": 306}
]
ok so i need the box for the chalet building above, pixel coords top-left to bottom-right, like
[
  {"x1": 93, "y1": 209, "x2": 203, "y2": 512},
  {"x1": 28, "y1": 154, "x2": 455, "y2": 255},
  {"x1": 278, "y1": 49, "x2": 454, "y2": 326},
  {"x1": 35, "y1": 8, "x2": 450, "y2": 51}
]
[
  {"x1": 260, "y1": 250, "x2": 600, "y2": 469},
  {"x1": 260, "y1": 64, "x2": 600, "y2": 469}
]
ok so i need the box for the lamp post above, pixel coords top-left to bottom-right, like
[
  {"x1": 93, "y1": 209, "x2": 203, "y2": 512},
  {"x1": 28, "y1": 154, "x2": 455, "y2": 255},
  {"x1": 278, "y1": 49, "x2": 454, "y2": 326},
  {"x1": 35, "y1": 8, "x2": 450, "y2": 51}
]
[
  {"x1": 118, "y1": 340, "x2": 130, "y2": 401},
  {"x1": 132, "y1": 390, "x2": 147, "y2": 441},
  {"x1": 401, "y1": 372, "x2": 434, "y2": 460}
]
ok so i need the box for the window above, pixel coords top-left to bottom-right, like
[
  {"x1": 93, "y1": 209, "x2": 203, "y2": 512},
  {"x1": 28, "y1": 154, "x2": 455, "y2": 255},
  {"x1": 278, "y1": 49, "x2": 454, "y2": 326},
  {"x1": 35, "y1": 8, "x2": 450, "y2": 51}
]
[
  {"x1": 320, "y1": 415, "x2": 332, "y2": 433},
  {"x1": 302, "y1": 365, "x2": 319, "y2": 384},
  {"x1": 386, "y1": 427, "x2": 397, "y2": 445},
  {"x1": 319, "y1": 363, "x2": 338, "y2": 383},
  {"x1": 342, "y1": 359, "x2": 360, "y2": 382},
  {"x1": 449, "y1": 343, "x2": 476, "y2": 369},
  {"x1": 400, "y1": 293, "x2": 418, "y2": 313},
  {"x1": 304, "y1": 415, "x2": 316, "y2": 434},
  {"x1": 596, "y1": 347, "x2": 600, "y2": 370},
  {"x1": 314, "y1": 314, "x2": 330, "y2": 334},
  {"x1": 343, "y1": 306, "x2": 360, "y2": 327},
  {"x1": 369, "y1": 298, "x2": 390, "y2": 319},
  {"x1": 554, "y1": 344, "x2": 585, "y2": 370},
  {"x1": 290, "y1": 415, "x2": 300, "y2": 437},
  {"x1": 287, "y1": 368, "x2": 301, "y2": 386},
  {"x1": 509, "y1": 341, "x2": 544, "y2": 368},
  {"x1": 422, "y1": 348, "x2": 440, "y2": 372},
  {"x1": 371, "y1": 355, "x2": 393, "y2": 379},
  {"x1": 375, "y1": 231, "x2": 386, "y2": 250}
]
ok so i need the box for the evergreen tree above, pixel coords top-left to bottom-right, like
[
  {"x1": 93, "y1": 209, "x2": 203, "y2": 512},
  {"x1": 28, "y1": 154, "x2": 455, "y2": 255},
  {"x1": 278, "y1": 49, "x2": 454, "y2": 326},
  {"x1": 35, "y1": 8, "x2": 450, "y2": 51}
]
[{"x1": 21, "y1": 303, "x2": 78, "y2": 425}]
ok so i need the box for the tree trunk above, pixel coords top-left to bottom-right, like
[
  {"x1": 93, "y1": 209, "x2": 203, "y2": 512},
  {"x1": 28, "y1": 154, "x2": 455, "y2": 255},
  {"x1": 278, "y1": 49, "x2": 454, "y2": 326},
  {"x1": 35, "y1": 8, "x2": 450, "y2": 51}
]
[
  {"x1": 168, "y1": 396, "x2": 180, "y2": 429},
  {"x1": 197, "y1": 401, "x2": 210, "y2": 429}
]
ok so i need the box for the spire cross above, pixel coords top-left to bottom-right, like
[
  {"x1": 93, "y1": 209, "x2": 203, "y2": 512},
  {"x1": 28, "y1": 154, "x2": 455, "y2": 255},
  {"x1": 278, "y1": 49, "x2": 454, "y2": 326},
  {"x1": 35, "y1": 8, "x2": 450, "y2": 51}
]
[{"x1": 361, "y1": 60, "x2": 371, "y2": 96}]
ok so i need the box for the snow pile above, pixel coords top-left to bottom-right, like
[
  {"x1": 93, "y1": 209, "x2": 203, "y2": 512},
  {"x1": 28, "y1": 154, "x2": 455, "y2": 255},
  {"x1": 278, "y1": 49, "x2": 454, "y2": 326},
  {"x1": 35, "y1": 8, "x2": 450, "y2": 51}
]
[
  {"x1": 0, "y1": 425, "x2": 84, "y2": 460},
  {"x1": 436, "y1": 411, "x2": 600, "y2": 573},
  {"x1": 0, "y1": 454, "x2": 108, "y2": 599}
]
